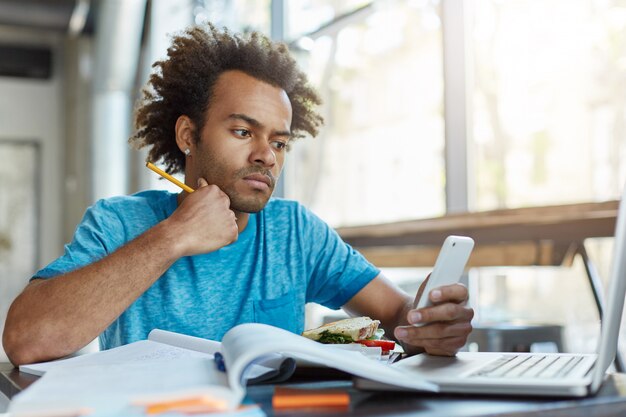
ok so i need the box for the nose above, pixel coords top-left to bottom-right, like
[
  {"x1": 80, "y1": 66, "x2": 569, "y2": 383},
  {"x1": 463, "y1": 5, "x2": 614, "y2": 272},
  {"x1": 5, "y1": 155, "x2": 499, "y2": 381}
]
[{"x1": 249, "y1": 138, "x2": 276, "y2": 167}]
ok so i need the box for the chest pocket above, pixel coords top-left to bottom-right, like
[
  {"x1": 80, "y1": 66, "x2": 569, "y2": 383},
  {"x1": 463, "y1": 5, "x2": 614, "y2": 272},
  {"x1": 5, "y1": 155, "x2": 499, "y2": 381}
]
[{"x1": 253, "y1": 291, "x2": 302, "y2": 335}]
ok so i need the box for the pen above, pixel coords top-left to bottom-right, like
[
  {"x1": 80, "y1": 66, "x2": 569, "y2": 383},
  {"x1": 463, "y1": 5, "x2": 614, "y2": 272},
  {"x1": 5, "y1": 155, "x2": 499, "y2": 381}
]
[
  {"x1": 387, "y1": 351, "x2": 402, "y2": 365},
  {"x1": 146, "y1": 162, "x2": 195, "y2": 193}
]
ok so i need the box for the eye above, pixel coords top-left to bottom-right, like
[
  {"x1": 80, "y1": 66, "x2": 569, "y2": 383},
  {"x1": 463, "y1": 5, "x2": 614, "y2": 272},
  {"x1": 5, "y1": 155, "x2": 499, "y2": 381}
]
[
  {"x1": 232, "y1": 128, "x2": 252, "y2": 138},
  {"x1": 272, "y1": 141, "x2": 291, "y2": 152}
]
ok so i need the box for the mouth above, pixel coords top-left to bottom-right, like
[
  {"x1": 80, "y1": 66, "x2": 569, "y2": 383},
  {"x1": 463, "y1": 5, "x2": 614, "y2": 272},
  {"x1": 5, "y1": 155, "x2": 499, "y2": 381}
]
[{"x1": 242, "y1": 173, "x2": 274, "y2": 191}]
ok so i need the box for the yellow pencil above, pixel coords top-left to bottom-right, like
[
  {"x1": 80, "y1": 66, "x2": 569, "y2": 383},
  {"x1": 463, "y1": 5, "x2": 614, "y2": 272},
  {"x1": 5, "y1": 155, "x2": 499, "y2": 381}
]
[{"x1": 146, "y1": 162, "x2": 195, "y2": 193}]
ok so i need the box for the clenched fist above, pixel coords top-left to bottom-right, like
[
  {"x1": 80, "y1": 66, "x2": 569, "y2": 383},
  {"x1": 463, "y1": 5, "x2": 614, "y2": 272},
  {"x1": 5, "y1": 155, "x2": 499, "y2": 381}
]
[{"x1": 164, "y1": 178, "x2": 239, "y2": 256}]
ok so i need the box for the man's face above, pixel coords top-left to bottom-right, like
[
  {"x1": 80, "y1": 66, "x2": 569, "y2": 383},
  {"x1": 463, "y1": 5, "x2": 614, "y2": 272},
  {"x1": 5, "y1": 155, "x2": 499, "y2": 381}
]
[{"x1": 192, "y1": 70, "x2": 293, "y2": 213}]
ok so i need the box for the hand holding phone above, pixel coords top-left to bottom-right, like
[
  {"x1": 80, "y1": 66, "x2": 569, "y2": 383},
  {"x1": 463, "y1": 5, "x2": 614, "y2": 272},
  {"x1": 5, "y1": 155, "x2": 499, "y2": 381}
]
[{"x1": 413, "y1": 235, "x2": 474, "y2": 310}]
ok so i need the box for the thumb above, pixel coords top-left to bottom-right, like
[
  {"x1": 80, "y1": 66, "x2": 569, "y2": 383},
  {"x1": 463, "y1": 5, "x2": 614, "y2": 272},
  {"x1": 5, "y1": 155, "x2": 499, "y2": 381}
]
[{"x1": 197, "y1": 177, "x2": 209, "y2": 188}]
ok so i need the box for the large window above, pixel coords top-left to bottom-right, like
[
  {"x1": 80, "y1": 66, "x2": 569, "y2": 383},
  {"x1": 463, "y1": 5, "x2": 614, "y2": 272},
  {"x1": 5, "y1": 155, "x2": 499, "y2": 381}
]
[
  {"x1": 284, "y1": 1, "x2": 445, "y2": 227},
  {"x1": 284, "y1": 0, "x2": 626, "y2": 222},
  {"x1": 470, "y1": 0, "x2": 626, "y2": 210}
]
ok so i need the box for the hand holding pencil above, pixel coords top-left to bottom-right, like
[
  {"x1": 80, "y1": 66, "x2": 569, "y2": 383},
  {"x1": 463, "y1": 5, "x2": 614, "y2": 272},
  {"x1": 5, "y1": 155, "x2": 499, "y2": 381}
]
[{"x1": 146, "y1": 161, "x2": 238, "y2": 256}]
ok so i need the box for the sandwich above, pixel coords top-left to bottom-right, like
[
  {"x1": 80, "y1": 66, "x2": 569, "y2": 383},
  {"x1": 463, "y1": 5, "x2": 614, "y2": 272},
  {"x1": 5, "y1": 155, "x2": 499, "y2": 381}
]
[{"x1": 302, "y1": 316, "x2": 396, "y2": 353}]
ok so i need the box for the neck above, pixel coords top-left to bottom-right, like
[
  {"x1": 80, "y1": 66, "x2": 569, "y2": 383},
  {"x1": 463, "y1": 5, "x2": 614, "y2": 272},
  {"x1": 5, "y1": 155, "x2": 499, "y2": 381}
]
[{"x1": 234, "y1": 211, "x2": 249, "y2": 233}]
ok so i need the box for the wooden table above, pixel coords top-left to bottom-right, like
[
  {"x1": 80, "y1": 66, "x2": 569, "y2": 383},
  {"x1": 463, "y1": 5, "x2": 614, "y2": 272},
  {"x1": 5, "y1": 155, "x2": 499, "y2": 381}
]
[{"x1": 336, "y1": 200, "x2": 618, "y2": 268}]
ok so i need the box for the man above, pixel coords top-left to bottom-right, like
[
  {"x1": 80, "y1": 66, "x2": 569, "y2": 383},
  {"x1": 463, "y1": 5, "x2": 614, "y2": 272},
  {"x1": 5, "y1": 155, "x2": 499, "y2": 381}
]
[{"x1": 3, "y1": 24, "x2": 473, "y2": 366}]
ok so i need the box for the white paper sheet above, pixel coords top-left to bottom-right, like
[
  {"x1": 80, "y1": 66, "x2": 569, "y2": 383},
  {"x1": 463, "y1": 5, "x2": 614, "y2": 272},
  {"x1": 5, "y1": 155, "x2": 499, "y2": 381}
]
[
  {"x1": 20, "y1": 337, "x2": 277, "y2": 384},
  {"x1": 10, "y1": 358, "x2": 240, "y2": 416},
  {"x1": 19, "y1": 340, "x2": 211, "y2": 376}
]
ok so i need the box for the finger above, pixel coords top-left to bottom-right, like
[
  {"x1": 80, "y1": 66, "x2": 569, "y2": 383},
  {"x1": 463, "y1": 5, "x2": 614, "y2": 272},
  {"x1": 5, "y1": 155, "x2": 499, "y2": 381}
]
[
  {"x1": 197, "y1": 177, "x2": 209, "y2": 188},
  {"x1": 422, "y1": 336, "x2": 468, "y2": 356},
  {"x1": 403, "y1": 329, "x2": 469, "y2": 352},
  {"x1": 395, "y1": 320, "x2": 472, "y2": 343},
  {"x1": 425, "y1": 349, "x2": 456, "y2": 357},
  {"x1": 408, "y1": 304, "x2": 474, "y2": 326},
  {"x1": 394, "y1": 324, "x2": 470, "y2": 356},
  {"x1": 428, "y1": 336, "x2": 468, "y2": 351},
  {"x1": 426, "y1": 321, "x2": 473, "y2": 340},
  {"x1": 428, "y1": 283, "x2": 469, "y2": 304}
]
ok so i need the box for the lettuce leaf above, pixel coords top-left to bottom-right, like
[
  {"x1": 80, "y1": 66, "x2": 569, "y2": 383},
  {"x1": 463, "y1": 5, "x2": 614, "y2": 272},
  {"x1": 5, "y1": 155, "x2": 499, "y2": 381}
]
[{"x1": 317, "y1": 330, "x2": 354, "y2": 344}]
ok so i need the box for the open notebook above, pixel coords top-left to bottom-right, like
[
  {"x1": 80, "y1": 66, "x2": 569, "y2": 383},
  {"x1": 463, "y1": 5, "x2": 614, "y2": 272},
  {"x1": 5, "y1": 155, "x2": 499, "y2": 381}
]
[
  {"x1": 10, "y1": 325, "x2": 437, "y2": 416},
  {"x1": 356, "y1": 183, "x2": 626, "y2": 397}
]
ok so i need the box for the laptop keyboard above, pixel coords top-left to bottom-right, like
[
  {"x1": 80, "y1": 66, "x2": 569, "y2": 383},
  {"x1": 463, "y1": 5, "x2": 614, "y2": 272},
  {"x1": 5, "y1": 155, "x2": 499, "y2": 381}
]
[{"x1": 470, "y1": 354, "x2": 585, "y2": 379}]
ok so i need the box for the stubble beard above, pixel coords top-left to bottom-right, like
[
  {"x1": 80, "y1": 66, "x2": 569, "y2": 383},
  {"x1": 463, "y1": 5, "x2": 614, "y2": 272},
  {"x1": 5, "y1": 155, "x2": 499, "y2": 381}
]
[
  {"x1": 225, "y1": 179, "x2": 274, "y2": 213},
  {"x1": 196, "y1": 151, "x2": 276, "y2": 213}
]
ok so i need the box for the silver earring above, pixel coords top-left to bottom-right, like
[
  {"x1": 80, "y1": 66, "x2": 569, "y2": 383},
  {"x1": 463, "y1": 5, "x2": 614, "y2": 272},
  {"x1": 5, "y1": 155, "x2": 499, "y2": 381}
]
[{"x1": 184, "y1": 148, "x2": 191, "y2": 156}]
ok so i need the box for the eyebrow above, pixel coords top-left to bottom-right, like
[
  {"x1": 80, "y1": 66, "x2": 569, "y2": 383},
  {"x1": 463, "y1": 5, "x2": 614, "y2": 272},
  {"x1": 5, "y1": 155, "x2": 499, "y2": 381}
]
[{"x1": 227, "y1": 113, "x2": 292, "y2": 138}]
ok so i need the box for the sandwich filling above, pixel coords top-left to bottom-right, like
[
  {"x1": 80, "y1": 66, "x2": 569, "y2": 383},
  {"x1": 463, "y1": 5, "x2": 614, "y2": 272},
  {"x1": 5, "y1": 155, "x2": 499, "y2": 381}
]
[{"x1": 302, "y1": 316, "x2": 382, "y2": 344}]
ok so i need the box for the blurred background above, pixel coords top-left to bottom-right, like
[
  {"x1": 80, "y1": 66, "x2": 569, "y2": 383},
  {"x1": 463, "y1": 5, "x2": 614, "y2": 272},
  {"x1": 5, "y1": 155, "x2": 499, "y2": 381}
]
[{"x1": 1, "y1": 0, "x2": 626, "y2": 363}]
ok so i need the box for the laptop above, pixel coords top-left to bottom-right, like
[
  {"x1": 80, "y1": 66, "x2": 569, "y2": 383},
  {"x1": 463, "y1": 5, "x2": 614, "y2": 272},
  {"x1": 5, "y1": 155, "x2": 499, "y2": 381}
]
[{"x1": 357, "y1": 183, "x2": 626, "y2": 397}]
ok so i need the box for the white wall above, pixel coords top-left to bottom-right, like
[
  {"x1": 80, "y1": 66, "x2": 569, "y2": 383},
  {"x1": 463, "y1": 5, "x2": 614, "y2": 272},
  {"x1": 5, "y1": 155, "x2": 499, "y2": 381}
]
[{"x1": 0, "y1": 28, "x2": 64, "y2": 363}]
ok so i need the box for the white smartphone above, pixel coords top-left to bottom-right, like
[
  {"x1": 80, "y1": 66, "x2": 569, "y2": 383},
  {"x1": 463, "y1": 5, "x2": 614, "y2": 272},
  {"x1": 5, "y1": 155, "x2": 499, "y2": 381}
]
[{"x1": 413, "y1": 235, "x2": 475, "y2": 310}]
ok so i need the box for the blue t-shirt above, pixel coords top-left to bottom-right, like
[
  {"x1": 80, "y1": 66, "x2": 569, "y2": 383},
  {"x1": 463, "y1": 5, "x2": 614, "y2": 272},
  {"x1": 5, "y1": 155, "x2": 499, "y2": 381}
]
[{"x1": 34, "y1": 190, "x2": 379, "y2": 350}]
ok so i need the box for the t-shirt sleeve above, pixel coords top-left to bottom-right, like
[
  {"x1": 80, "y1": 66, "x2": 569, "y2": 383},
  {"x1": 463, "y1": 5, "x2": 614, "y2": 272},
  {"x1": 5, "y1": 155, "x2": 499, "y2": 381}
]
[
  {"x1": 301, "y1": 206, "x2": 380, "y2": 309},
  {"x1": 33, "y1": 199, "x2": 126, "y2": 280}
]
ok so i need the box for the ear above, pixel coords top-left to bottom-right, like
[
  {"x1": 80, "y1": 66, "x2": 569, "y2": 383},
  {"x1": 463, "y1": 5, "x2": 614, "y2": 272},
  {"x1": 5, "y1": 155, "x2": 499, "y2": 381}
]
[{"x1": 175, "y1": 115, "x2": 197, "y2": 154}]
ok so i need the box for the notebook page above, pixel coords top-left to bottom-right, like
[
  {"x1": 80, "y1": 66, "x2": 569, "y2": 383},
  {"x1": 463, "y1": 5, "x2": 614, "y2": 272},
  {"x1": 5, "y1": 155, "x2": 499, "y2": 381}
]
[
  {"x1": 10, "y1": 358, "x2": 239, "y2": 416},
  {"x1": 19, "y1": 340, "x2": 211, "y2": 376}
]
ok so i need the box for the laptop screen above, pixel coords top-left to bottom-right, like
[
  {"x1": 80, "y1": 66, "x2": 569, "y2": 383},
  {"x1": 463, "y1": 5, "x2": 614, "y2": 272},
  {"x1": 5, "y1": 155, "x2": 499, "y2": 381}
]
[{"x1": 591, "y1": 183, "x2": 626, "y2": 392}]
